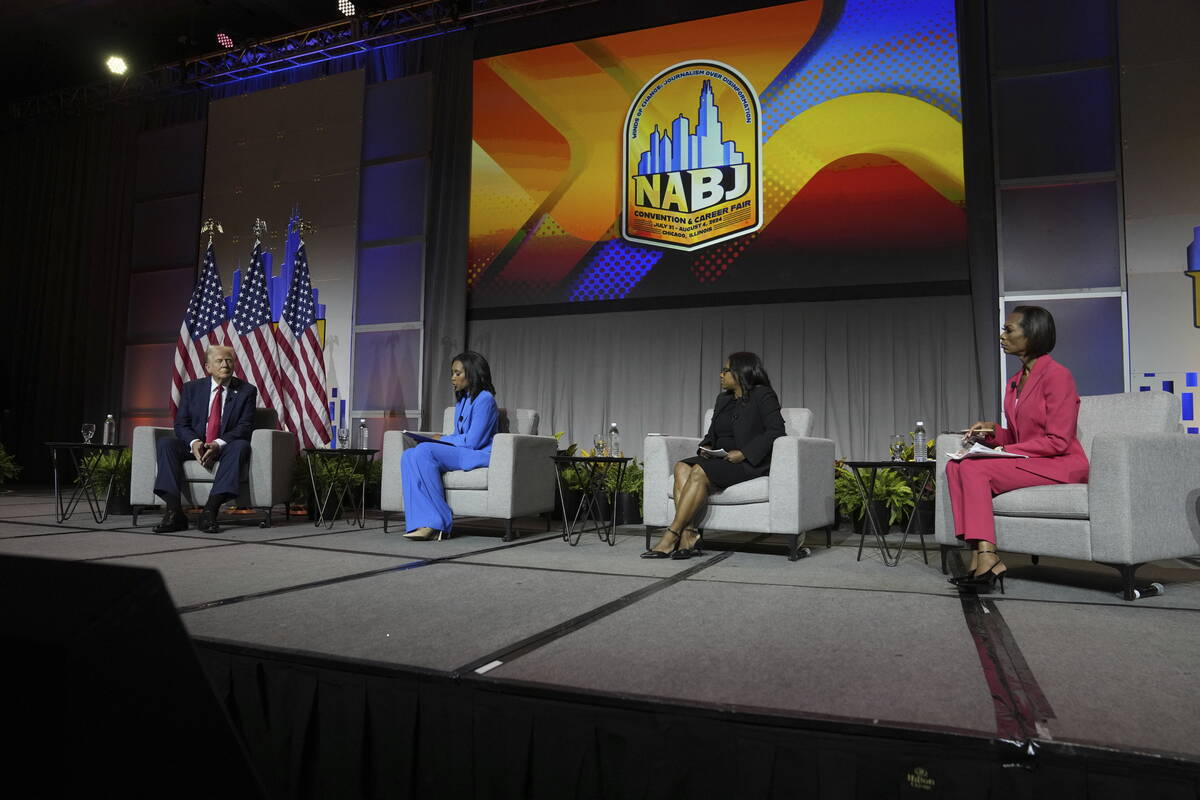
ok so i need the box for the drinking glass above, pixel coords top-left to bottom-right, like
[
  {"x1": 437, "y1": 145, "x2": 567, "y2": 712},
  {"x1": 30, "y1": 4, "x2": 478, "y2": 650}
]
[
  {"x1": 81, "y1": 423, "x2": 96, "y2": 444},
  {"x1": 889, "y1": 434, "x2": 906, "y2": 461},
  {"x1": 337, "y1": 427, "x2": 350, "y2": 449},
  {"x1": 593, "y1": 435, "x2": 608, "y2": 457}
]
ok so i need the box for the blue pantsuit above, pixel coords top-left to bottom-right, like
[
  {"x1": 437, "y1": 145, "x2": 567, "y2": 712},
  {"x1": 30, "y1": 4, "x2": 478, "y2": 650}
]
[{"x1": 401, "y1": 391, "x2": 498, "y2": 533}]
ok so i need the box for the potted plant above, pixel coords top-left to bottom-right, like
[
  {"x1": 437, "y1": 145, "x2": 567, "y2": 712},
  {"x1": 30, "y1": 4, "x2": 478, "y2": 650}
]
[
  {"x1": 80, "y1": 448, "x2": 132, "y2": 515},
  {"x1": 835, "y1": 461, "x2": 914, "y2": 534},
  {"x1": 298, "y1": 454, "x2": 372, "y2": 521},
  {"x1": 605, "y1": 459, "x2": 643, "y2": 525},
  {"x1": 0, "y1": 442, "x2": 23, "y2": 492},
  {"x1": 551, "y1": 434, "x2": 583, "y2": 521}
]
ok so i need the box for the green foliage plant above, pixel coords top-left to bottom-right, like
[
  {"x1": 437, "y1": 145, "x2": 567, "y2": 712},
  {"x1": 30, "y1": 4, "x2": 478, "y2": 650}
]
[
  {"x1": 0, "y1": 443, "x2": 21, "y2": 487},
  {"x1": 834, "y1": 461, "x2": 914, "y2": 526},
  {"x1": 79, "y1": 449, "x2": 132, "y2": 498}
]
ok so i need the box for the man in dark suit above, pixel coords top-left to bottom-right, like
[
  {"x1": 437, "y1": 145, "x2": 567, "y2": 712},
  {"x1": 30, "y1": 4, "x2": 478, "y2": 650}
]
[{"x1": 154, "y1": 344, "x2": 258, "y2": 533}]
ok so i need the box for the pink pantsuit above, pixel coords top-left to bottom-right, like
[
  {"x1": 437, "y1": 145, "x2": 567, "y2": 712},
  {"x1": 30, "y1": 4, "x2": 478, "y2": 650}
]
[{"x1": 946, "y1": 355, "x2": 1089, "y2": 544}]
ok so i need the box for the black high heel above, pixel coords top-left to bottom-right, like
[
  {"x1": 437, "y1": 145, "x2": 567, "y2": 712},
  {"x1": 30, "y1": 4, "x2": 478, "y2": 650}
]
[
  {"x1": 956, "y1": 564, "x2": 1006, "y2": 594},
  {"x1": 641, "y1": 528, "x2": 680, "y2": 559},
  {"x1": 670, "y1": 529, "x2": 703, "y2": 560}
]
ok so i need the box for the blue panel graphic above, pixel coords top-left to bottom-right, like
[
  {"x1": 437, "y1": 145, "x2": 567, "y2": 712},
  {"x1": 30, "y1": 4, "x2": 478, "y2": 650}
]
[
  {"x1": 1162, "y1": 380, "x2": 1175, "y2": 393},
  {"x1": 1183, "y1": 393, "x2": 1194, "y2": 421},
  {"x1": 761, "y1": 0, "x2": 961, "y2": 140},
  {"x1": 1188, "y1": 372, "x2": 1198, "y2": 387},
  {"x1": 1189, "y1": 427, "x2": 1199, "y2": 435},
  {"x1": 1139, "y1": 386, "x2": 1149, "y2": 392}
]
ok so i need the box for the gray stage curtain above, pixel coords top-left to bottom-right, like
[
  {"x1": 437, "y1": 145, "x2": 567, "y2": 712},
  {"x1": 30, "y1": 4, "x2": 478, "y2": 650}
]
[
  {"x1": 419, "y1": 33, "x2": 475, "y2": 428},
  {"x1": 469, "y1": 295, "x2": 983, "y2": 461}
]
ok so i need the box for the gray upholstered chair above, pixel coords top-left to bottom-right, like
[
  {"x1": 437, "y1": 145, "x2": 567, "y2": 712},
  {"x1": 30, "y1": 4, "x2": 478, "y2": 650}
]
[
  {"x1": 934, "y1": 391, "x2": 1200, "y2": 599},
  {"x1": 643, "y1": 407, "x2": 836, "y2": 560},
  {"x1": 379, "y1": 408, "x2": 558, "y2": 541},
  {"x1": 130, "y1": 408, "x2": 296, "y2": 527}
]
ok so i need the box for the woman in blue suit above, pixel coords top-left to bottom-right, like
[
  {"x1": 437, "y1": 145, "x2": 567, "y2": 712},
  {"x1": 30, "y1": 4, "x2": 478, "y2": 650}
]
[{"x1": 401, "y1": 351, "x2": 500, "y2": 540}]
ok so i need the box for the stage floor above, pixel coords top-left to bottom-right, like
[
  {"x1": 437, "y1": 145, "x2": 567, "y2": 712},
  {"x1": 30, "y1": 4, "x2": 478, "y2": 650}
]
[{"x1": 3, "y1": 488, "x2": 1199, "y2": 777}]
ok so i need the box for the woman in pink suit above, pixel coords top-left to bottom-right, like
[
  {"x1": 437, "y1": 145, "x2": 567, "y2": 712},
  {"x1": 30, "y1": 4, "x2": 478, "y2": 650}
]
[{"x1": 948, "y1": 306, "x2": 1089, "y2": 592}]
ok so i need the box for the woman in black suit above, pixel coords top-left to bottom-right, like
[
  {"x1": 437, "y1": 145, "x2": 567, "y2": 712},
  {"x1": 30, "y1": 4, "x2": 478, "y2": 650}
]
[{"x1": 642, "y1": 351, "x2": 787, "y2": 560}]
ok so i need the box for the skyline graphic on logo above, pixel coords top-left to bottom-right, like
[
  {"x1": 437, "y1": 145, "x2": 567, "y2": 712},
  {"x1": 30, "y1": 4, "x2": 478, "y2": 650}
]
[{"x1": 637, "y1": 81, "x2": 745, "y2": 175}]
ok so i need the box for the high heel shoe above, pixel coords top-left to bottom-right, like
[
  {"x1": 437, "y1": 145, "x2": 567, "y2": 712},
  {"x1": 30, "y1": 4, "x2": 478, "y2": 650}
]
[
  {"x1": 641, "y1": 528, "x2": 680, "y2": 558},
  {"x1": 403, "y1": 527, "x2": 437, "y2": 541},
  {"x1": 670, "y1": 529, "x2": 703, "y2": 560},
  {"x1": 955, "y1": 564, "x2": 1006, "y2": 594}
]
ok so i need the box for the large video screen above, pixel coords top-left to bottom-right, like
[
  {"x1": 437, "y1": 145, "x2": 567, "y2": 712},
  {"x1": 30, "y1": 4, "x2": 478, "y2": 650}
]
[{"x1": 469, "y1": 0, "x2": 965, "y2": 312}]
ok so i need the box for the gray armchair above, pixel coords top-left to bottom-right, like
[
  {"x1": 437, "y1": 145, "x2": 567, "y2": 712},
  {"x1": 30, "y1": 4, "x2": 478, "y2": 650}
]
[
  {"x1": 643, "y1": 408, "x2": 836, "y2": 560},
  {"x1": 130, "y1": 408, "x2": 296, "y2": 527},
  {"x1": 934, "y1": 391, "x2": 1200, "y2": 599},
  {"x1": 379, "y1": 408, "x2": 558, "y2": 541}
]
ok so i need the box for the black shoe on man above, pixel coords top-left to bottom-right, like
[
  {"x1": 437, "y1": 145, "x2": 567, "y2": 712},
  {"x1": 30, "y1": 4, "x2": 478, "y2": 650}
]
[
  {"x1": 153, "y1": 508, "x2": 189, "y2": 533},
  {"x1": 197, "y1": 494, "x2": 231, "y2": 534}
]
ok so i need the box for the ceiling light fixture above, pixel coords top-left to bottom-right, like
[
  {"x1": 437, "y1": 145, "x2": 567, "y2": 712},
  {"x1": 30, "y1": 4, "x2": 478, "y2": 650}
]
[
  {"x1": 106, "y1": 56, "x2": 128, "y2": 75},
  {"x1": 217, "y1": 32, "x2": 234, "y2": 49},
  {"x1": 338, "y1": 0, "x2": 357, "y2": 17}
]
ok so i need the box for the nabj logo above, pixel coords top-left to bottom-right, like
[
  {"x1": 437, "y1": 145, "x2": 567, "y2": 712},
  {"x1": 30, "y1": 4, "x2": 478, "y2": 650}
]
[{"x1": 622, "y1": 61, "x2": 762, "y2": 251}]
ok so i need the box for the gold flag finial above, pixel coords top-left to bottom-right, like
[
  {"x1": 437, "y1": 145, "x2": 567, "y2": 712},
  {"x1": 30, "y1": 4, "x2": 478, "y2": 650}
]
[
  {"x1": 200, "y1": 218, "x2": 223, "y2": 246},
  {"x1": 294, "y1": 216, "x2": 316, "y2": 240}
]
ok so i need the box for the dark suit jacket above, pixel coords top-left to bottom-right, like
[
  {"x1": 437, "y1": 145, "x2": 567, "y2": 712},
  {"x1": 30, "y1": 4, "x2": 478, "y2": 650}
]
[
  {"x1": 986, "y1": 354, "x2": 1089, "y2": 483},
  {"x1": 175, "y1": 376, "x2": 258, "y2": 446},
  {"x1": 699, "y1": 385, "x2": 787, "y2": 469}
]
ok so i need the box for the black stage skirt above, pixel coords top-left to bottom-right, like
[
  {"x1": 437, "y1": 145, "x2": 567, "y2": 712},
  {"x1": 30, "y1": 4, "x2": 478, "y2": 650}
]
[{"x1": 679, "y1": 454, "x2": 768, "y2": 490}]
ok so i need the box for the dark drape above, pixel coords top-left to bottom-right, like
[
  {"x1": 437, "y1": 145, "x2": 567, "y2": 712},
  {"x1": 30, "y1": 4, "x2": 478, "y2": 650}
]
[
  {"x1": 418, "y1": 34, "x2": 474, "y2": 427},
  {"x1": 0, "y1": 94, "x2": 205, "y2": 482},
  {"x1": 196, "y1": 643, "x2": 1196, "y2": 800},
  {"x1": 957, "y1": 0, "x2": 1002, "y2": 419}
]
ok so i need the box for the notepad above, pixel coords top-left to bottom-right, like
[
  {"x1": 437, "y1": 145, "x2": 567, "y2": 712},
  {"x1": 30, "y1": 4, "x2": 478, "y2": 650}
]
[
  {"x1": 698, "y1": 447, "x2": 729, "y2": 458},
  {"x1": 946, "y1": 442, "x2": 1027, "y2": 460},
  {"x1": 402, "y1": 431, "x2": 451, "y2": 445}
]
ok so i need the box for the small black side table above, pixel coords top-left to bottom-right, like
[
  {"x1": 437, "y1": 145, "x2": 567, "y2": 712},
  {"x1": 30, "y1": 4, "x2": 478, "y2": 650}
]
[
  {"x1": 46, "y1": 442, "x2": 128, "y2": 523},
  {"x1": 552, "y1": 455, "x2": 632, "y2": 546},
  {"x1": 303, "y1": 448, "x2": 379, "y2": 529},
  {"x1": 840, "y1": 460, "x2": 935, "y2": 567}
]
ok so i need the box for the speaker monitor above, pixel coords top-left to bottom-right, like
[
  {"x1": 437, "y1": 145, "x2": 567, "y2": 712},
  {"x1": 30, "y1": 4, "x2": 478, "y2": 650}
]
[{"x1": 0, "y1": 554, "x2": 264, "y2": 798}]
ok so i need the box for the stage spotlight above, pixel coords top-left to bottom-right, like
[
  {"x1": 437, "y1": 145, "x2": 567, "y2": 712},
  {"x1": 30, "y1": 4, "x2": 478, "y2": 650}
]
[
  {"x1": 216, "y1": 32, "x2": 234, "y2": 49},
  {"x1": 106, "y1": 55, "x2": 128, "y2": 75},
  {"x1": 338, "y1": 0, "x2": 356, "y2": 17}
]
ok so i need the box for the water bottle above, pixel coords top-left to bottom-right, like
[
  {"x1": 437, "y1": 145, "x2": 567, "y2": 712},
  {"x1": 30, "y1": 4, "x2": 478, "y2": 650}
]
[
  {"x1": 913, "y1": 420, "x2": 927, "y2": 462},
  {"x1": 102, "y1": 414, "x2": 116, "y2": 445},
  {"x1": 358, "y1": 419, "x2": 368, "y2": 450},
  {"x1": 609, "y1": 422, "x2": 621, "y2": 457}
]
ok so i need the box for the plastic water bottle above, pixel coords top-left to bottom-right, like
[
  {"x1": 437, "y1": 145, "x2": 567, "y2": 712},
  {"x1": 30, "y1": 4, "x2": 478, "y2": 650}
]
[
  {"x1": 609, "y1": 422, "x2": 621, "y2": 457},
  {"x1": 358, "y1": 419, "x2": 368, "y2": 450},
  {"x1": 913, "y1": 420, "x2": 927, "y2": 462},
  {"x1": 102, "y1": 414, "x2": 116, "y2": 445}
]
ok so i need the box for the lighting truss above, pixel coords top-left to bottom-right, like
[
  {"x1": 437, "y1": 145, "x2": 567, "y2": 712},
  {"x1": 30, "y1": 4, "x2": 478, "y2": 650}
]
[{"x1": 7, "y1": 0, "x2": 598, "y2": 121}]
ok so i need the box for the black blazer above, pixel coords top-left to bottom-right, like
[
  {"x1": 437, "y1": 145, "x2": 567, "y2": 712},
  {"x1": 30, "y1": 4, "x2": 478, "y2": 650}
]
[
  {"x1": 175, "y1": 376, "x2": 258, "y2": 445},
  {"x1": 699, "y1": 385, "x2": 786, "y2": 469}
]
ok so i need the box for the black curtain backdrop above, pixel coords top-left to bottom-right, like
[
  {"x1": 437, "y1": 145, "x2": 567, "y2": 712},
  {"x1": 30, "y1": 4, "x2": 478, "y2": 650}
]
[{"x1": 0, "y1": 94, "x2": 206, "y2": 483}]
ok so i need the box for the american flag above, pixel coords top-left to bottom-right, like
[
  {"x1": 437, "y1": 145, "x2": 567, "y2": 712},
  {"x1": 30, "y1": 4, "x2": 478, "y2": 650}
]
[
  {"x1": 171, "y1": 241, "x2": 229, "y2": 416},
  {"x1": 230, "y1": 239, "x2": 283, "y2": 416},
  {"x1": 276, "y1": 240, "x2": 330, "y2": 448}
]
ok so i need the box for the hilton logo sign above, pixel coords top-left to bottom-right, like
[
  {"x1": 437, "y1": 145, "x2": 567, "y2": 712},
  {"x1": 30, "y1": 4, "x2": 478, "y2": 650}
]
[{"x1": 622, "y1": 61, "x2": 762, "y2": 251}]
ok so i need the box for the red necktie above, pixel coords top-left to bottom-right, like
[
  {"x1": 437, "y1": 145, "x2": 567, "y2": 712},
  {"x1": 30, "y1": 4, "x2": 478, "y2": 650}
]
[{"x1": 206, "y1": 385, "x2": 224, "y2": 443}]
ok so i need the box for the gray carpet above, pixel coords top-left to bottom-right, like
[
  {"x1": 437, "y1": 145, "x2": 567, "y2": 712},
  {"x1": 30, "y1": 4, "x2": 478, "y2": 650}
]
[
  {"x1": 458, "y1": 529, "x2": 706, "y2": 577},
  {"x1": 183, "y1": 562, "x2": 655, "y2": 670},
  {"x1": 999, "y1": 601, "x2": 1200, "y2": 758},
  {"x1": 103, "y1": 543, "x2": 414, "y2": 607},
  {"x1": 0, "y1": 529, "x2": 234, "y2": 560},
  {"x1": 489, "y1": 577, "x2": 997, "y2": 735}
]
